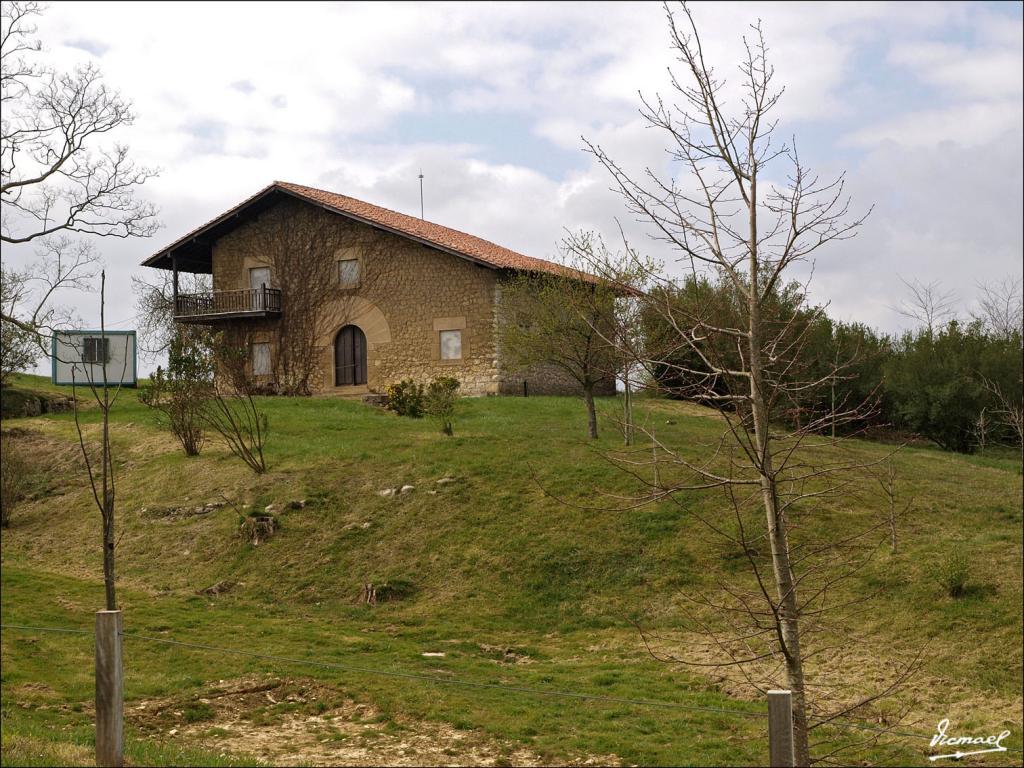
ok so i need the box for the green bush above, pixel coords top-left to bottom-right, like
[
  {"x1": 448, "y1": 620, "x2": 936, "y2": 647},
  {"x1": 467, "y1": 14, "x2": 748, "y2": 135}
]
[
  {"x1": 386, "y1": 379, "x2": 424, "y2": 418},
  {"x1": 139, "y1": 330, "x2": 214, "y2": 456},
  {"x1": 425, "y1": 376, "x2": 460, "y2": 436},
  {"x1": 926, "y1": 546, "x2": 971, "y2": 598},
  {"x1": 182, "y1": 702, "x2": 215, "y2": 723},
  {"x1": 0, "y1": 432, "x2": 29, "y2": 527}
]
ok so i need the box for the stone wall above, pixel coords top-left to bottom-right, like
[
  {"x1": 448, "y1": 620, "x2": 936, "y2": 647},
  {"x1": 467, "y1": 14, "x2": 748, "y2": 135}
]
[{"x1": 495, "y1": 361, "x2": 616, "y2": 397}]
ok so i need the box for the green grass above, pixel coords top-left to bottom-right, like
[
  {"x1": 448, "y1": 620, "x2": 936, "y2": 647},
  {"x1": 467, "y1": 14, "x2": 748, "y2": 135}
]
[{"x1": 2, "y1": 374, "x2": 1022, "y2": 766}]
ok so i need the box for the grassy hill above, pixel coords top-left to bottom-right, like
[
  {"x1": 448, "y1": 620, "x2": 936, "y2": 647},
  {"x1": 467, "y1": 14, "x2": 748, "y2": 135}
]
[{"x1": 2, "y1": 373, "x2": 1021, "y2": 766}]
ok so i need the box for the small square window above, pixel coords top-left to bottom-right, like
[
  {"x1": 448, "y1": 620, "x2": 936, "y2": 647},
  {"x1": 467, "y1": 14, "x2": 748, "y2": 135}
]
[
  {"x1": 338, "y1": 258, "x2": 360, "y2": 285},
  {"x1": 440, "y1": 330, "x2": 462, "y2": 360},
  {"x1": 82, "y1": 337, "x2": 110, "y2": 364},
  {"x1": 252, "y1": 342, "x2": 272, "y2": 376}
]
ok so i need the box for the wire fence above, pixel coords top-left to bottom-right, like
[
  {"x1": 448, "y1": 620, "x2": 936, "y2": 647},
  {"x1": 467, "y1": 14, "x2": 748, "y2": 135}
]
[{"x1": 2, "y1": 620, "x2": 1021, "y2": 757}]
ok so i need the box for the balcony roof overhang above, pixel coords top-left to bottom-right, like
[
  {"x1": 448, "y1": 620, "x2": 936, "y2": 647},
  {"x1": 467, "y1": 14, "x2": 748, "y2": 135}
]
[
  {"x1": 142, "y1": 186, "x2": 290, "y2": 275},
  {"x1": 143, "y1": 183, "x2": 506, "y2": 276}
]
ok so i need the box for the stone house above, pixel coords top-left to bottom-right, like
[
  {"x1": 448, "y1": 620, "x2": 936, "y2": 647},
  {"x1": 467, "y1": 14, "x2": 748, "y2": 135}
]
[{"x1": 142, "y1": 181, "x2": 616, "y2": 397}]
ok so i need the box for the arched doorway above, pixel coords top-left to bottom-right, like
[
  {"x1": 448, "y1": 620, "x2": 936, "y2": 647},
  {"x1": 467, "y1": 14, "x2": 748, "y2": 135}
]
[{"x1": 334, "y1": 325, "x2": 367, "y2": 386}]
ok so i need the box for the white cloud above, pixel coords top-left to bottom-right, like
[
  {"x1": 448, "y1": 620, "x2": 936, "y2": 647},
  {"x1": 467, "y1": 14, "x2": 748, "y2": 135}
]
[
  {"x1": 843, "y1": 100, "x2": 1023, "y2": 148},
  {"x1": 5, "y1": 1, "x2": 1021, "y2": 376},
  {"x1": 889, "y1": 41, "x2": 1023, "y2": 100}
]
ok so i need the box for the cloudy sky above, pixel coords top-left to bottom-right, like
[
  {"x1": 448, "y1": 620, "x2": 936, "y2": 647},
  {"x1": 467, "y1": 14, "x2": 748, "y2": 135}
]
[{"x1": 7, "y1": 0, "x2": 1023, "y2": 369}]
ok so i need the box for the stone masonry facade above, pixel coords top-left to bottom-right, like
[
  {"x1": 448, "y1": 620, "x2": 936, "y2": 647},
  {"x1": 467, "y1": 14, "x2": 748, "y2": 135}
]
[{"x1": 210, "y1": 198, "x2": 612, "y2": 397}]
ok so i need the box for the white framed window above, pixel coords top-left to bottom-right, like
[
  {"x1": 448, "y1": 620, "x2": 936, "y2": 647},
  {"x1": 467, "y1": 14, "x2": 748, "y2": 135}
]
[
  {"x1": 338, "y1": 258, "x2": 360, "y2": 286},
  {"x1": 249, "y1": 267, "x2": 271, "y2": 290},
  {"x1": 439, "y1": 329, "x2": 462, "y2": 360},
  {"x1": 82, "y1": 337, "x2": 110, "y2": 364},
  {"x1": 252, "y1": 342, "x2": 271, "y2": 376}
]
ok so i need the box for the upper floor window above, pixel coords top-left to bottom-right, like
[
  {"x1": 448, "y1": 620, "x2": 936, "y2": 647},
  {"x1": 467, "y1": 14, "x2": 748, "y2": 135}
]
[
  {"x1": 338, "y1": 258, "x2": 360, "y2": 286},
  {"x1": 82, "y1": 337, "x2": 110, "y2": 364}
]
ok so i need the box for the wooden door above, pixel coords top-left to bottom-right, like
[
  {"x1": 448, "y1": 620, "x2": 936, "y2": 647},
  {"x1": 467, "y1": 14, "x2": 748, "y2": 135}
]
[{"x1": 334, "y1": 325, "x2": 366, "y2": 386}]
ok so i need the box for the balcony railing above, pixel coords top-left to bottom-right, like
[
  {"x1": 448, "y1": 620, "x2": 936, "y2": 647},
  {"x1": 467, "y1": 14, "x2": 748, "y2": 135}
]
[{"x1": 174, "y1": 287, "x2": 282, "y2": 323}]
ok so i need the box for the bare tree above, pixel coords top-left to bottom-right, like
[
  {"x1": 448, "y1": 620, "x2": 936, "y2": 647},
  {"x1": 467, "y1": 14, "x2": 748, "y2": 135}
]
[
  {"x1": 982, "y1": 376, "x2": 1024, "y2": 448},
  {"x1": 496, "y1": 254, "x2": 619, "y2": 439},
  {"x1": 0, "y1": 265, "x2": 36, "y2": 384},
  {"x1": 1, "y1": 1, "x2": 158, "y2": 246},
  {"x1": 893, "y1": 277, "x2": 957, "y2": 335},
  {"x1": 0, "y1": 236, "x2": 99, "y2": 352},
  {"x1": 132, "y1": 270, "x2": 211, "y2": 358},
  {"x1": 2, "y1": 0, "x2": 157, "y2": 370},
  {"x1": 973, "y1": 276, "x2": 1023, "y2": 340},
  {"x1": 0, "y1": 429, "x2": 29, "y2": 525},
  {"x1": 874, "y1": 460, "x2": 910, "y2": 555},
  {"x1": 199, "y1": 334, "x2": 268, "y2": 474},
  {"x1": 201, "y1": 387, "x2": 268, "y2": 474},
  {"x1": 577, "y1": 4, "x2": 917, "y2": 763},
  {"x1": 70, "y1": 271, "x2": 130, "y2": 610}
]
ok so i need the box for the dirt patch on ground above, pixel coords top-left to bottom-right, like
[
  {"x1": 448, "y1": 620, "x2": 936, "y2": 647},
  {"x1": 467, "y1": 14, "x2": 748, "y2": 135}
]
[
  {"x1": 638, "y1": 629, "x2": 1023, "y2": 739},
  {"x1": 129, "y1": 675, "x2": 620, "y2": 767}
]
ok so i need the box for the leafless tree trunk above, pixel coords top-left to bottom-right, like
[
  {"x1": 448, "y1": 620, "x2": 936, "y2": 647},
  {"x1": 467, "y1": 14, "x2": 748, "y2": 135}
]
[
  {"x1": 70, "y1": 271, "x2": 129, "y2": 610},
  {"x1": 875, "y1": 460, "x2": 909, "y2": 555},
  {"x1": 613, "y1": 260, "x2": 645, "y2": 447},
  {"x1": 622, "y1": 372, "x2": 634, "y2": 446},
  {"x1": 577, "y1": 4, "x2": 909, "y2": 763},
  {"x1": 974, "y1": 407, "x2": 988, "y2": 453},
  {"x1": 583, "y1": 381, "x2": 598, "y2": 440}
]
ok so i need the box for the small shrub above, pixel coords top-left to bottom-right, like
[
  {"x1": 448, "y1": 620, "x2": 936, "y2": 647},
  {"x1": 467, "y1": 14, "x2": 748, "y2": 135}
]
[
  {"x1": 926, "y1": 546, "x2": 971, "y2": 598},
  {"x1": 139, "y1": 331, "x2": 214, "y2": 456},
  {"x1": 140, "y1": 366, "x2": 208, "y2": 456},
  {"x1": 386, "y1": 379, "x2": 424, "y2": 418},
  {"x1": 425, "y1": 376, "x2": 460, "y2": 436},
  {"x1": 1, "y1": 432, "x2": 29, "y2": 527},
  {"x1": 191, "y1": 334, "x2": 269, "y2": 474},
  {"x1": 183, "y1": 702, "x2": 215, "y2": 723},
  {"x1": 360, "y1": 578, "x2": 416, "y2": 604}
]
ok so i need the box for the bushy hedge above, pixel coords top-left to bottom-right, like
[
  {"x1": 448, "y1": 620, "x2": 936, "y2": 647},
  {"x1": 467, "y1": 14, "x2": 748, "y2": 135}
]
[
  {"x1": 642, "y1": 277, "x2": 1022, "y2": 453},
  {"x1": 386, "y1": 379, "x2": 425, "y2": 417}
]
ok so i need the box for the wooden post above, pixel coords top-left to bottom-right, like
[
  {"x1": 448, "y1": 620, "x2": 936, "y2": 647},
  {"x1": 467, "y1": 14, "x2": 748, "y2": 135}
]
[
  {"x1": 95, "y1": 610, "x2": 123, "y2": 767},
  {"x1": 768, "y1": 689, "x2": 795, "y2": 768},
  {"x1": 171, "y1": 256, "x2": 179, "y2": 316}
]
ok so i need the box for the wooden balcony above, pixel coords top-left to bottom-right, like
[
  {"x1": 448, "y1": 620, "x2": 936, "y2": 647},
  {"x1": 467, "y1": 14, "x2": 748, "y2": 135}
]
[{"x1": 174, "y1": 287, "x2": 282, "y2": 324}]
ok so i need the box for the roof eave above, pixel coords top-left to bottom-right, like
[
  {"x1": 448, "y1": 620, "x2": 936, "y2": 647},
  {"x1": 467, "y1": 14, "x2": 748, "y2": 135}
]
[{"x1": 141, "y1": 182, "x2": 504, "y2": 275}]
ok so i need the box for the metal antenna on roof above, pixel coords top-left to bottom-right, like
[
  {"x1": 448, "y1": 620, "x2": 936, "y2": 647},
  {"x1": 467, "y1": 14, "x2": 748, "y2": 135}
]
[{"x1": 418, "y1": 169, "x2": 424, "y2": 220}]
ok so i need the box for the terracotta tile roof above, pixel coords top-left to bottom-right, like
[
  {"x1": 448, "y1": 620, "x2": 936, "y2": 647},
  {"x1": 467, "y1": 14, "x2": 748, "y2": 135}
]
[
  {"x1": 145, "y1": 180, "x2": 588, "y2": 280},
  {"x1": 275, "y1": 181, "x2": 584, "y2": 277}
]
